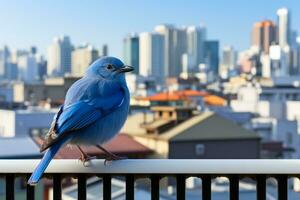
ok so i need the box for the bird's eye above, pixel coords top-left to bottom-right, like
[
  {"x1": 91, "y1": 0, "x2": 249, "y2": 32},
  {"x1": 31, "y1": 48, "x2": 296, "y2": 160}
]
[{"x1": 106, "y1": 64, "x2": 114, "y2": 70}]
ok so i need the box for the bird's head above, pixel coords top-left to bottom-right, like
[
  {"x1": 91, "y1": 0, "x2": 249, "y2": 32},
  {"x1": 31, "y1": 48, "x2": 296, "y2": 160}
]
[{"x1": 86, "y1": 56, "x2": 134, "y2": 82}]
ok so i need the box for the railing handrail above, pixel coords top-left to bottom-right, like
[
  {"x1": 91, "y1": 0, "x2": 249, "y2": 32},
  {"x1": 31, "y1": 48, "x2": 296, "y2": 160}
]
[{"x1": 0, "y1": 159, "x2": 300, "y2": 174}]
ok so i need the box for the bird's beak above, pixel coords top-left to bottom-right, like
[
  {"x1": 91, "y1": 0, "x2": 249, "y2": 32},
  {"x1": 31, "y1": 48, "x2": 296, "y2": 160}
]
[{"x1": 116, "y1": 65, "x2": 134, "y2": 74}]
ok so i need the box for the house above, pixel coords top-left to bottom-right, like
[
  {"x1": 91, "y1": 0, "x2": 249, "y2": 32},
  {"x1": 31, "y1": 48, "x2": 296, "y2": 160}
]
[
  {"x1": 0, "y1": 107, "x2": 56, "y2": 137},
  {"x1": 122, "y1": 106, "x2": 260, "y2": 159}
]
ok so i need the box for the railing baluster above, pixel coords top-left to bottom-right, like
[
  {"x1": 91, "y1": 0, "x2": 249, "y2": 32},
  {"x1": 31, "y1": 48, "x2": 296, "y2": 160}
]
[
  {"x1": 151, "y1": 176, "x2": 160, "y2": 200},
  {"x1": 77, "y1": 174, "x2": 87, "y2": 200},
  {"x1": 256, "y1": 175, "x2": 266, "y2": 200},
  {"x1": 6, "y1": 174, "x2": 14, "y2": 200},
  {"x1": 230, "y1": 175, "x2": 239, "y2": 200},
  {"x1": 126, "y1": 175, "x2": 134, "y2": 200},
  {"x1": 277, "y1": 175, "x2": 288, "y2": 200},
  {"x1": 202, "y1": 175, "x2": 211, "y2": 200},
  {"x1": 103, "y1": 175, "x2": 111, "y2": 200},
  {"x1": 53, "y1": 174, "x2": 62, "y2": 200},
  {"x1": 26, "y1": 175, "x2": 35, "y2": 200},
  {"x1": 176, "y1": 175, "x2": 185, "y2": 200}
]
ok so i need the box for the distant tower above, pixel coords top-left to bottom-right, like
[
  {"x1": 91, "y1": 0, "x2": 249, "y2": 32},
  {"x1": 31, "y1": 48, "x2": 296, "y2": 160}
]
[
  {"x1": 0, "y1": 46, "x2": 10, "y2": 79},
  {"x1": 222, "y1": 46, "x2": 237, "y2": 71},
  {"x1": 186, "y1": 25, "x2": 206, "y2": 67},
  {"x1": 277, "y1": 7, "x2": 290, "y2": 48},
  {"x1": 47, "y1": 35, "x2": 73, "y2": 76},
  {"x1": 72, "y1": 44, "x2": 99, "y2": 76},
  {"x1": 123, "y1": 33, "x2": 139, "y2": 74},
  {"x1": 252, "y1": 20, "x2": 276, "y2": 53},
  {"x1": 101, "y1": 44, "x2": 108, "y2": 57},
  {"x1": 155, "y1": 24, "x2": 186, "y2": 77},
  {"x1": 204, "y1": 40, "x2": 219, "y2": 75},
  {"x1": 139, "y1": 32, "x2": 164, "y2": 80},
  {"x1": 30, "y1": 46, "x2": 37, "y2": 55}
]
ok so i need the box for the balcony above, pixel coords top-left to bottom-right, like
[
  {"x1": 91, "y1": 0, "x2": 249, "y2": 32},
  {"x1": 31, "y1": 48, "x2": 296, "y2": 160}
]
[{"x1": 0, "y1": 159, "x2": 300, "y2": 200}]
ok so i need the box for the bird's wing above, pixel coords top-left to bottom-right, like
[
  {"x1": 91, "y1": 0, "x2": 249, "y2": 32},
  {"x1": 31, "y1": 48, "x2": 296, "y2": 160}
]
[{"x1": 40, "y1": 89, "x2": 125, "y2": 152}]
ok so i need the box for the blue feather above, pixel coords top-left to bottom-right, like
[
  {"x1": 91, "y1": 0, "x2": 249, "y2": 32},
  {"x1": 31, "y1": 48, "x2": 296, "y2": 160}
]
[
  {"x1": 28, "y1": 57, "x2": 132, "y2": 185},
  {"x1": 28, "y1": 137, "x2": 68, "y2": 185}
]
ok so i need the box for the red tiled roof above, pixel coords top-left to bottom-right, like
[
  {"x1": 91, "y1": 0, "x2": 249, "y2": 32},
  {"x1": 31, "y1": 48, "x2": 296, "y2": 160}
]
[{"x1": 33, "y1": 134, "x2": 152, "y2": 159}]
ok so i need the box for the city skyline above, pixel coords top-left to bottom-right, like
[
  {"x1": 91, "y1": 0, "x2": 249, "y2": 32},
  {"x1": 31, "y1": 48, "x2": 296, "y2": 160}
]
[{"x1": 0, "y1": 1, "x2": 299, "y2": 57}]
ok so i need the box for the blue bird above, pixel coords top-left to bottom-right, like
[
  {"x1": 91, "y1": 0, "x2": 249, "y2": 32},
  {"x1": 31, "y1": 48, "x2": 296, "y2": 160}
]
[{"x1": 28, "y1": 56, "x2": 133, "y2": 185}]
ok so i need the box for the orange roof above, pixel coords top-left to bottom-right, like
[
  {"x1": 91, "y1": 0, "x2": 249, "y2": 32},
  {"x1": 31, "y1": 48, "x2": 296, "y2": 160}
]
[
  {"x1": 143, "y1": 90, "x2": 209, "y2": 101},
  {"x1": 204, "y1": 95, "x2": 227, "y2": 106}
]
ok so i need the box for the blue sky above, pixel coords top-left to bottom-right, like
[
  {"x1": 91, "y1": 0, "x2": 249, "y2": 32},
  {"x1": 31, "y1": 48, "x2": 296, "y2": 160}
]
[{"x1": 0, "y1": 0, "x2": 299, "y2": 58}]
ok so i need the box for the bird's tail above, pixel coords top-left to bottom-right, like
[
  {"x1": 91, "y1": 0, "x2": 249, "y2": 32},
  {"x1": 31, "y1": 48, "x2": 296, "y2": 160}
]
[{"x1": 27, "y1": 138, "x2": 66, "y2": 185}]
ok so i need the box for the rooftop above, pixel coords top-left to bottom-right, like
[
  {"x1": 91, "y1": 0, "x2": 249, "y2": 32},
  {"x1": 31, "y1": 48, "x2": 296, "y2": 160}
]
[{"x1": 0, "y1": 137, "x2": 41, "y2": 158}]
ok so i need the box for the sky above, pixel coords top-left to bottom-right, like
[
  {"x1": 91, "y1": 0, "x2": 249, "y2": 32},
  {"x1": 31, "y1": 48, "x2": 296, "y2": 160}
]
[{"x1": 0, "y1": 0, "x2": 299, "y2": 58}]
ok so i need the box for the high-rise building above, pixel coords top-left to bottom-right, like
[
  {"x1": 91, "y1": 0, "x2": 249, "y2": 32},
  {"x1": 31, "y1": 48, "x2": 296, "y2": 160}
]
[
  {"x1": 220, "y1": 46, "x2": 237, "y2": 78},
  {"x1": 204, "y1": 41, "x2": 219, "y2": 76},
  {"x1": 269, "y1": 45, "x2": 289, "y2": 76},
  {"x1": 0, "y1": 46, "x2": 10, "y2": 79},
  {"x1": 252, "y1": 20, "x2": 276, "y2": 53},
  {"x1": 71, "y1": 44, "x2": 99, "y2": 76},
  {"x1": 18, "y1": 54, "x2": 39, "y2": 83},
  {"x1": 139, "y1": 32, "x2": 164, "y2": 80},
  {"x1": 47, "y1": 36, "x2": 73, "y2": 76},
  {"x1": 101, "y1": 44, "x2": 108, "y2": 57},
  {"x1": 36, "y1": 54, "x2": 47, "y2": 80},
  {"x1": 175, "y1": 28, "x2": 187, "y2": 75},
  {"x1": 186, "y1": 25, "x2": 206, "y2": 67},
  {"x1": 123, "y1": 34, "x2": 139, "y2": 74},
  {"x1": 277, "y1": 7, "x2": 290, "y2": 48},
  {"x1": 155, "y1": 24, "x2": 184, "y2": 77}
]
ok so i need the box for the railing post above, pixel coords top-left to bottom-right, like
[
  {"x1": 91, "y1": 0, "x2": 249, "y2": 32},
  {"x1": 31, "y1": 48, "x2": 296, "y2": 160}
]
[
  {"x1": 126, "y1": 175, "x2": 134, "y2": 200},
  {"x1": 277, "y1": 175, "x2": 288, "y2": 200},
  {"x1": 77, "y1": 174, "x2": 87, "y2": 200},
  {"x1": 202, "y1": 175, "x2": 211, "y2": 200},
  {"x1": 256, "y1": 175, "x2": 266, "y2": 200},
  {"x1": 176, "y1": 175, "x2": 185, "y2": 200},
  {"x1": 103, "y1": 175, "x2": 111, "y2": 200},
  {"x1": 53, "y1": 174, "x2": 62, "y2": 200},
  {"x1": 229, "y1": 175, "x2": 239, "y2": 200},
  {"x1": 6, "y1": 174, "x2": 14, "y2": 200},
  {"x1": 151, "y1": 175, "x2": 160, "y2": 200},
  {"x1": 26, "y1": 175, "x2": 35, "y2": 200}
]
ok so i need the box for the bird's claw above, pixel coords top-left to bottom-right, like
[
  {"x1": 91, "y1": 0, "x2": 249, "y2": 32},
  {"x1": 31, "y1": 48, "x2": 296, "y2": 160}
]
[
  {"x1": 104, "y1": 156, "x2": 127, "y2": 166},
  {"x1": 79, "y1": 155, "x2": 97, "y2": 166}
]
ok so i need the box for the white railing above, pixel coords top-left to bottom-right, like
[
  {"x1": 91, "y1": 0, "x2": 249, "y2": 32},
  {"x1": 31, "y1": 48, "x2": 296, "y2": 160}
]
[
  {"x1": 0, "y1": 159, "x2": 300, "y2": 174},
  {"x1": 0, "y1": 159, "x2": 299, "y2": 200}
]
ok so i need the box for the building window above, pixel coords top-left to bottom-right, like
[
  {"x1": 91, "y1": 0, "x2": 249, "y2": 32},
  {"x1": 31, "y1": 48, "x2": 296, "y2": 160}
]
[
  {"x1": 159, "y1": 111, "x2": 163, "y2": 117},
  {"x1": 195, "y1": 144, "x2": 205, "y2": 155},
  {"x1": 169, "y1": 112, "x2": 173, "y2": 117}
]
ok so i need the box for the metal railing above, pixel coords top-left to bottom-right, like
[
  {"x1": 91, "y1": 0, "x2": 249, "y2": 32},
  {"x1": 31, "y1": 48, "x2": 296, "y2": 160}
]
[{"x1": 1, "y1": 159, "x2": 300, "y2": 200}]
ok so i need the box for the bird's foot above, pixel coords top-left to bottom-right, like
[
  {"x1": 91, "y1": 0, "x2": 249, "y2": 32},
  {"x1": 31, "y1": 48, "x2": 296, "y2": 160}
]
[
  {"x1": 104, "y1": 155, "x2": 127, "y2": 166},
  {"x1": 79, "y1": 154, "x2": 97, "y2": 166}
]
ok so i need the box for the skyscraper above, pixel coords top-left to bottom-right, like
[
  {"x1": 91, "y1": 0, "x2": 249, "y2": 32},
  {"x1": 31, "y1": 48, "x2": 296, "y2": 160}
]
[
  {"x1": 155, "y1": 24, "x2": 185, "y2": 77},
  {"x1": 101, "y1": 44, "x2": 108, "y2": 57},
  {"x1": 221, "y1": 46, "x2": 237, "y2": 72},
  {"x1": 139, "y1": 32, "x2": 164, "y2": 80},
  {"x1": 186, "y1": 25, "x2": 206, "y2": 67},
  {"x1": 277, "y1": 7, "x2": 290, "y2": 48},
  {"x1": 18, "y1": 54, "x2": 39, "y2": 83},
  {"x1": 204, "y1": 41, "x2": 219, "y2": 75},
  {"x1": 0, "y1": 46, "x2": 10, "y2": 79},
  {"x1": 47, "y1": 36, "x2": 73, "y2": 76},
  {"x1": 252, "y1": 20, "x2": 276, "y2": 53},
  {"x1": 71, "y1": 44, "x2": 99, "y2": 76},
  {"x1": 123, "y1": 34, "x2": 139, "y2": 74}
]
